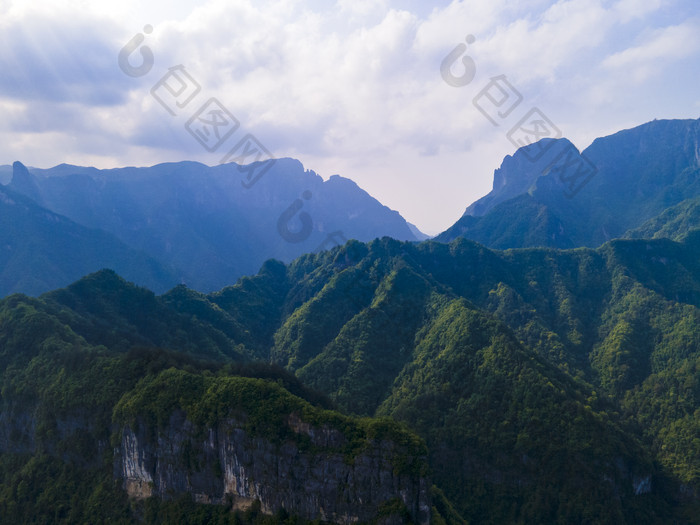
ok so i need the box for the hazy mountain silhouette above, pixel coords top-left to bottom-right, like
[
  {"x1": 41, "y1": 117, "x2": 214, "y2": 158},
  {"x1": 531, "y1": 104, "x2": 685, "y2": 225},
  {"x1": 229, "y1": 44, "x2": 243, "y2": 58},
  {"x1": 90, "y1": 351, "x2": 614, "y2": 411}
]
[
  {"x1": 0, "y1": 181, "x2": 175, "y2": 295},
  {"x1": 6, "y1": 158, "x2": 423, "y2": 293}
]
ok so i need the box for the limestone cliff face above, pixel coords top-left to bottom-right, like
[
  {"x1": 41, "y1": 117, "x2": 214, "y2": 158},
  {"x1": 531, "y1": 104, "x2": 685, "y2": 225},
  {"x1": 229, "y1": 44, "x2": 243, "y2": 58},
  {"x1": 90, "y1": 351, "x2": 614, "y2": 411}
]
[{"x1": 116, "y1": 411, "x2": 431, "y2": 524}]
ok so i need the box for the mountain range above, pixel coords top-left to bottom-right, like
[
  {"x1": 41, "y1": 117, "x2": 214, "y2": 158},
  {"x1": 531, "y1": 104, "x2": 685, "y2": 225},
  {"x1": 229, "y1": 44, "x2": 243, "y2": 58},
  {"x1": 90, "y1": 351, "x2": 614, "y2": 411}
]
[
  {"x1": 2, "y1": 117, "x2": 700, "y2": 523},
  {"x1": 5, "y1": 118, "x2": 699, "y2": 300},
  {"x1": 2, "y1": 158, "x2": 423, "y2": 295}
]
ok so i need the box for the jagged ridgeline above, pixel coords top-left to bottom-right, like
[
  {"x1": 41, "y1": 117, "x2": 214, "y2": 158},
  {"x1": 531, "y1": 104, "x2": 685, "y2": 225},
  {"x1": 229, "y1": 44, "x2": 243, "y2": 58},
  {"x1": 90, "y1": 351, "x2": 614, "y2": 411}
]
[
  {"x1": 2, "y1": 233, "x2": 700, "y2": 522},
  {"x1": 2, "y1": 158, "x2": 424, "y2": 296}
]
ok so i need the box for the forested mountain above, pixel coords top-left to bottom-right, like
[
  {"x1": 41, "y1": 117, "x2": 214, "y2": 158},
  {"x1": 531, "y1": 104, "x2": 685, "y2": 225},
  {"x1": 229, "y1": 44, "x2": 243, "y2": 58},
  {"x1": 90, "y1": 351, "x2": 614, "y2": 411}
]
[
  {"x1": 0, "y1": 269, "x2": 434, "y2": 524},
  {"x1": 437, "y1": 118, "x2": 700, "y2": 248},
  {"x1": 4, "y1": 158, "x2": 421, "y2": 294},
  {"x1": 624, "y1": 195, "x2": 700, "y2": 241},
  {"x1": 2, "y1": 230, "x2": 700, "y2": 522}
]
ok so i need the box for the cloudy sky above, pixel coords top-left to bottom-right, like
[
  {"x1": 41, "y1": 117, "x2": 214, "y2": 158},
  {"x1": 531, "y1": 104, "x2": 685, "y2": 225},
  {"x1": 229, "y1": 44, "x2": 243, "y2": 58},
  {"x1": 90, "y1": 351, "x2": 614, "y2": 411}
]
[{"x1": 1, "y1": 0, "x2": 698, "y2": 234}]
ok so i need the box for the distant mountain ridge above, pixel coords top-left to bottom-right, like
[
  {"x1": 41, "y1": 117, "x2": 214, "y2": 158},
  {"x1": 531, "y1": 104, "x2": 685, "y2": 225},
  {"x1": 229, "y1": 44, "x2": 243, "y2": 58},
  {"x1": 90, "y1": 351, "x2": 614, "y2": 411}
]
[
  {"x1": 3, "y1": 157, "x2": 424, "y2": 295},
  {"x1": 4, "y1": 118, "x2": 699, "y2": 296},
  {"x1": 0, "y1": 176, "x2": 175, "y2": 296},
  {"x1": 462, "y1": 137, "x2": 573, "y2": 217},
  {"x1": 438, "y1": 118, "x2": 700, "y2": 247}
]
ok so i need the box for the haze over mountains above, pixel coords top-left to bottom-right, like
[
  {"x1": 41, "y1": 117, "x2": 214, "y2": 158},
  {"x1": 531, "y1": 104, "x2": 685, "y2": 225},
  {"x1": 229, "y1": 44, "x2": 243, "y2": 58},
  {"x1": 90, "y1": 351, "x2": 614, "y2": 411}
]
[
  {"x1": 3, "y1": 118, "x2": 699, "y2": 299},
  {"x1": 0, "y1": 180, "x2": 175, "y2": 296},
  {"x1": 2, "y1": 158, "x2": 423, "y2": 295}
]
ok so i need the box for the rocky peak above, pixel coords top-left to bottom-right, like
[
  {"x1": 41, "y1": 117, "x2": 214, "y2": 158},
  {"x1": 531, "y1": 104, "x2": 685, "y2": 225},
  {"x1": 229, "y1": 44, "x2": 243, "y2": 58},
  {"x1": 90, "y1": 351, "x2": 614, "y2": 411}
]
[
  {"x1": 10, "y1": 161, "x2": 42, "y2": 204},
  {"x1": 117, "y1": 410, "x2": 431, "y2": 524},
  {"x1": 464, "y1": 138, "x2": 575, "y2": 217}
]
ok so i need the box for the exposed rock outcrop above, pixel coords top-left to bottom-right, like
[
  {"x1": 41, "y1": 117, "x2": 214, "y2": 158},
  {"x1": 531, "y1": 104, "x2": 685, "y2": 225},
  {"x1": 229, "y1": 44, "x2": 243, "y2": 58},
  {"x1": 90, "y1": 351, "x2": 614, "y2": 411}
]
[{"x1": 116, "y1": 411, "x2": 431, "y2": 524}]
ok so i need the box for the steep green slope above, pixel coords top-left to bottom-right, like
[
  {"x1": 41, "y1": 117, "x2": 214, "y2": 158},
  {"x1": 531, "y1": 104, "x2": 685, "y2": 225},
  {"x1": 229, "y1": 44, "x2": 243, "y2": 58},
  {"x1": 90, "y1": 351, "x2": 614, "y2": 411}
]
[
  {"x1": 262, "y1": 236, "x2": 700, "y2": 521},
  {"x1": 378, "y1": 297, "x2": 659, "y2": 524},
  {"x1": 260, "y1": 240, "x2": 670, "y2": 521},
  {"x1": 39, "y1": 269, "x2": 248, "y2": 361},
  {"x1": 294, "y1": 263, "x2": 434, "y2": 415},
  {"x1": 435, "y1": 194, "x2": 576, "y2": 249},
  {"x1": 624, "y1": 196, "x2": 700, "y2": 241}
]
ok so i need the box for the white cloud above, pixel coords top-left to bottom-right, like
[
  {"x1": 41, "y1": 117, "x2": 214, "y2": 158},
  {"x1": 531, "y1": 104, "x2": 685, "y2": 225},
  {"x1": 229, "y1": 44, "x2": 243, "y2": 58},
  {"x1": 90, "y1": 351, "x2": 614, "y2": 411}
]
[
  {"x1": 612, "y1": 0, "x2": 666, "y2": 22},
  {"x1": 0, "y1": 0, "x2": 698, "y2": 232},
  {"x1": 337, "y1": 0, "x2": 390, "y2": 21},
  {"x1": 601, "y1": 20, "x2": 700, "y2": 81}
]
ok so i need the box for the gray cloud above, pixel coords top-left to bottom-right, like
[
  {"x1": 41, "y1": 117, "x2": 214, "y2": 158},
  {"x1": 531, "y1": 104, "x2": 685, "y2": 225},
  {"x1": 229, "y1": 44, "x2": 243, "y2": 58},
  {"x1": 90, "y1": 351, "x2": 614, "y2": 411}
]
[{"x1": 0, "y1": 15, "x2": 136, "y2": 105}]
